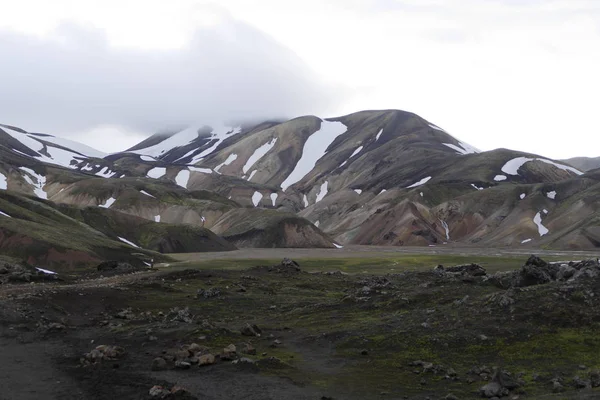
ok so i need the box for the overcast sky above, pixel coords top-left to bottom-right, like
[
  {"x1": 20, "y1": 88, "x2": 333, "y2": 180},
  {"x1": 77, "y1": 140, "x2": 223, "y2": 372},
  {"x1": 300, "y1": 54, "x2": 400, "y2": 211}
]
[{"x1": 0, "y1": 0, "x2": 598, "y2": 158}]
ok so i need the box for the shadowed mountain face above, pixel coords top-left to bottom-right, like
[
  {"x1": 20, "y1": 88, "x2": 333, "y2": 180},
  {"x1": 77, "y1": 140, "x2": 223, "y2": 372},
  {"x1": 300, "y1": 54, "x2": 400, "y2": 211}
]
[
  {"x1": 561, "y1": 156, "x2": 600, "y2": 172},
  {"x1": 0, "y1": 109, "x2": 598, "y2": 268}
]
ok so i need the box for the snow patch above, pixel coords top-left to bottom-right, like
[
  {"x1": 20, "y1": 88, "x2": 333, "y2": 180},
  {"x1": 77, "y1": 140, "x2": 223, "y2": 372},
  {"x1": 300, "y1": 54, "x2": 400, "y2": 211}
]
[
  {"x1": 147, "y1": 167, "x2": 166, "y2": 179},
  {"x1": 428, "y1": 123, "x2": 446, "y2": 132},
  {"x1": 252, "y1": 191, "x2": 263, "y2": 207},
  {"x1": 35, "y1": 267, "x2": 57, "y2": 275},
  {"x1": 175, "y1": 169, "x2": 191, "y2": 188},
  {"x1": 303, "y1": 194, "x2": 309, "y2": 208},
  {"x1": 214, "y1": 154, "x2": 238, "y2": 173},
  {"x1": 0, "y1": 172, "x2": 6, "y2": 190},
  {"x1": 520, "y1": 193, "x2": 526, "y2": 200},
  {"x1": 521, "y1": 239, "x2": 532, "y2": 244},
  {"x1": 440, "y1": 220, "x2": 450, "y2": 241},
  {"x1": 533, "y1": 212, "x2": 549, "y2": 236},
  {"x1": 32, "y1": 135, "x2": 106, "y2": 158},
  {"x1": 375, "y1": 128, "x2": 383, "y2": 141},
  {"x1": 407, "y1": 176, "x2": 431, "y2": 188},
  {"x1": 501, "y1": 157, "x2": 582, "y2": 176},
  {"x1": 494, "y1": 175, "x2": 507, "y2": 182},
  {"x1": 471, "y1": 184, "x2": 484, "y2": 191},
  {"x1": 281, "y1": 120, "x2": 347, "y2": 191},
  {"x1": 243, "y1": 138, "x2": 277, "y2": 173},
  {"x1": 314, "y1": 220, "x2": 320, "y2": 228},
  {"x1": 420, "y1": 192, "x2": 424, "y2": 197},
  {"x1": 19, "y1": 167, "x2": 47, "y2": 199},
  {"x1": 95, "y1": 167, "x2": 115, "y2": 178},
  {"x1": 313, "y1": 181, "x2": 328, "y2": 203},
  {"x1": 0, "y1": 210, "x2": 11, "y2": 218},
  {"x1": 140, "y1": 155, "x2": 155, "y2": 162},
  {"x1": 132, "y1": 124, "x2": 241, "y2": 159},
  {"x1": 443, "y1": 141, "x2": 480, "y2": 155},
  {"x1": 140, "y1": 190, "x2": 155, "y2": 198},
  {"x1": 543, "y1": 209, "x2": 549, "y2": 214},
  {"x1": 378, "y1": 189, "x2": 387, "y2": 195},
  {"x1": 333, "y1": 243, "x2": 343, "y2": 249},
  {"x1": 189, "y1": 125, "x2": 242, "y2": 163},
  {"x1": 154, "y1": 215, "x2": 161, "y2": 222},
  {"x1": 118, "y1": 236, "x2": 140, "y2": 248},
  {"x1": 547, "y1": 191, "x2": 557, "y2": 200},
  {"x1": 354, "y1": 189, "x2": 362, "y2": 195},
  {"x1": 349, "y1": 146, "x2": 364, "y2": 159},
  {"x1": 248, "y1": 170, "x2": 258, "y2": 181},
  {"x1": 270, "y1": 193, "x2": 278, "y2": 207},
  {"x1": 99, "y1": 197, "x2": 116, "y2": 208},
  {"x1": 189, "y1": 166, "x2": 213, "y2": 174}
]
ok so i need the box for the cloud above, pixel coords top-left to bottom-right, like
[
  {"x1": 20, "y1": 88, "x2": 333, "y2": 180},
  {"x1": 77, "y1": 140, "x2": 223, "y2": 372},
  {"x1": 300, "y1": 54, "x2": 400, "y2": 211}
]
[{"x1": 0, "y1": 13, "x2": 337, "y2": 147}]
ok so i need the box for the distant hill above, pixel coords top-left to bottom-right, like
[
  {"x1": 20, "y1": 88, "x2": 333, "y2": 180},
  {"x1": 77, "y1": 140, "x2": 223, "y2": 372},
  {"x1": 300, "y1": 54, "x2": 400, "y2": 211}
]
[
  {"x1": 561, "y1": 156, "x2": 600, "y2": 172},
  {"x1": 1, "y1": 109, "x2": 598, "y2": 271}
]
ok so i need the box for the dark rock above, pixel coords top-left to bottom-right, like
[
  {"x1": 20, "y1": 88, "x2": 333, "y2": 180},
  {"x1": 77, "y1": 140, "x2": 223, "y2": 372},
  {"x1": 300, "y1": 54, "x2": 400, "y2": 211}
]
[
  {"x1": 196, "y1": 287, "x2": 221, "y2": 299},
  {"x1": 281, "y1": 258, "x2": 300, "y2": 270},
  {"x1": 241, "y1": 343, "x2": 256, "y2": 355},
  {"x1": 151, "y1": 357, "x2": 167, "y2": 371},
  {"x1": 241, "y1": 323, "x2": 262, "y2": 337},
  {"x1": 174, "y1": 361, "x2": 191, "y2": 369},
  {"x1": 445, "y1": 263, "x2": 487, "y2": 276},
  {"x1": 573, "y1": 376, "x2": 591, "y2": 389},
  {"x1": 198, "y1": 354, "x2": 215, "y2": 366},
  {"x1": 589, "y1": 370, "x2": 600, "y2": 388}
]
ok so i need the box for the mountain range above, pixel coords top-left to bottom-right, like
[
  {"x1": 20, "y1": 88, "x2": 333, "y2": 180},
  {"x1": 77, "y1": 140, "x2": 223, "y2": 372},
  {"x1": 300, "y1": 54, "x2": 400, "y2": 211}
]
[{"x1": 1, "y1": 110, "x2": 599, "y2": 271}]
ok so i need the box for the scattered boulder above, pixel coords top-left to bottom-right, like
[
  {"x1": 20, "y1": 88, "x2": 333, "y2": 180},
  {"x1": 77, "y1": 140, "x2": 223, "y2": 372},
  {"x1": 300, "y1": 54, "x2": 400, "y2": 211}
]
[
  {"x1": 478, "y1": 369, "x2": 520, "y2": 398},
  {"x1": 115, "y1": 308, "x2": 136, "y2": 320},
  {"x1": 241, "y1": 343, "x2": 256, "y2": 355},
  {"x1": 82, "y1": 345, "x2": 125, "y2": 365},
  {"x1": 196, "y1": 288, "x2": 221, "y2": 299},
  {"x1": 241, "y1": 324, "x2": 262, "y2": 337},
  {"x1": 164, "y1": 307, "x2": 194, "y2": 324},
  {"x1": 280, "y1": 258, "x2": 300, "y2": 271},
  {"x1": 175, "y1": 361, "x2": 191, "y2": 370},
  {"x1": 221, "y1": 344, "x2": 237, "y2": 361},
  {"x1": 97, "y1": 260, "x2": 144, "y2": 273},
  {"x1": 0, "y1": 260, "x2": 59, "y2": 284},
  {"x1": 149, "y1": 385, "x2": 197, "y2": 399},
  {"x1": 444, "y1": 263, "x2": 487, "y2": 276},
  {"x1": 198, "y1": 354, "x2": 216, "y2": 366},
  {"x1": 488, "y1": 256, "x2": 600, "y2": 289},
  {"x1": 151, "y1": 357, "x2": 168, "y2": 371}
]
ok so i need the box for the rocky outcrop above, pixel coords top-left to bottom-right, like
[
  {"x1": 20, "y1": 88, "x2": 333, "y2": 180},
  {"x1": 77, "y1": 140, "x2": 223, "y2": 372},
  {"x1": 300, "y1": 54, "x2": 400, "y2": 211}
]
[{"x1": 487, "y1": 256, "x2": 600, "y2": 289}]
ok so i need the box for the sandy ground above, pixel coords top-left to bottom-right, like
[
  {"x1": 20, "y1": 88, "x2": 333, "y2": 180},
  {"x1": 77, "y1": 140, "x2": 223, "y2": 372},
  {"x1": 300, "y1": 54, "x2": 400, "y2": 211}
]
[{"x1": 169, "y1": 245, "x2": 600, "y2": 263}]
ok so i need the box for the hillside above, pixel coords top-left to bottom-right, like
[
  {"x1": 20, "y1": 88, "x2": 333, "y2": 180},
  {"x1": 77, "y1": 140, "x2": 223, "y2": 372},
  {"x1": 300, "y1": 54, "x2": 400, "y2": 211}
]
[
  {"x1": 1, "y1": 109, "x2": 598, "y2": 270},
  {"x1": 562, "y1": 156, "x2": 600, "y2": 172}
]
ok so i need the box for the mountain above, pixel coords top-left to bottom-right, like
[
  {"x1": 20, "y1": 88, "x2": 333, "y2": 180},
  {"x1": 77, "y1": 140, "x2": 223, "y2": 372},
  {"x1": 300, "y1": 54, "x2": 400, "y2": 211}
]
[
  {"x1": 1, "y1": 109, "x2": 598, "y2": 270},
  {"x1": 561, "y1": 156, "x2": 600, "y2": 172}
]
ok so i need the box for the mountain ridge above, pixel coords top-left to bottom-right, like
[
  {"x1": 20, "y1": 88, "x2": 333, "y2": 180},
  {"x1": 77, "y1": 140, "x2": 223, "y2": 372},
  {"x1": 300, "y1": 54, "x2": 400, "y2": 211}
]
[{"x1": 1, "y1": 109, "x2": 598, "y2": 270}]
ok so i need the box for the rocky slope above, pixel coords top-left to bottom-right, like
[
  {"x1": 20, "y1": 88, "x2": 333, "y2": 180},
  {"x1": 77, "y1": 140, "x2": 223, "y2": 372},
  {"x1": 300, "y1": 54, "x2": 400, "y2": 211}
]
[{"x1": 1, "y1": 109, "x2": 598, "y2": 267}]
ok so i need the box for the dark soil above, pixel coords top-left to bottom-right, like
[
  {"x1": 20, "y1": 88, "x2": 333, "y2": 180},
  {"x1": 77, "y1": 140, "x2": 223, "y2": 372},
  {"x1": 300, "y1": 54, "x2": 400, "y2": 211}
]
[{"x1": 1, "y1": 256, "x2": 600, "y2": 400}]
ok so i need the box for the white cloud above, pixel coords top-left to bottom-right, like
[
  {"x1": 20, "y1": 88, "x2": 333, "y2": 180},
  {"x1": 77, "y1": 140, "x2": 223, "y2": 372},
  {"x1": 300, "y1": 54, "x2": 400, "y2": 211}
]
[{"x1": 0, "y1": 0, "x2": 599, "y2": 158}]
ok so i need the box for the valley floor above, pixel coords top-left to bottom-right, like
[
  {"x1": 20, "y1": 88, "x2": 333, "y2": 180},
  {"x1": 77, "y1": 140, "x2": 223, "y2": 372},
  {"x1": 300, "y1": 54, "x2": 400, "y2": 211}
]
[{"x1": 1, "y1": 250, "x2": 600, "y2": 399}]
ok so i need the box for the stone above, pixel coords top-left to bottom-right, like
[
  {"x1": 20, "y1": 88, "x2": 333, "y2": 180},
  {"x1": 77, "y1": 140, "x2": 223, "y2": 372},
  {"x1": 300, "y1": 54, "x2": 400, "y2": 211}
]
[
  {"x1": 573, "y1": 376, "x2": 591, "y2": 389},
  {"x1": 175, "y1": 361, "x2": 191, "y2": 369},
  {"x1": 151, "y1": 357, "x2": 167, "y2": 371},
  {"x1": 149, "y1": 385, "x2": 170, "y2": 398},
  {"x1": 240, "y1": 323, "x2": 262, "y2": 337},
  {"x1": 241, "y1": 343, "x2": 256, "y2": 355},
  {"x1": 198, "y1": 354, "x2": 216, "y2": 366},
  {"x1": 479, "y1": 382, "x2": 503, "y2": 398}
]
